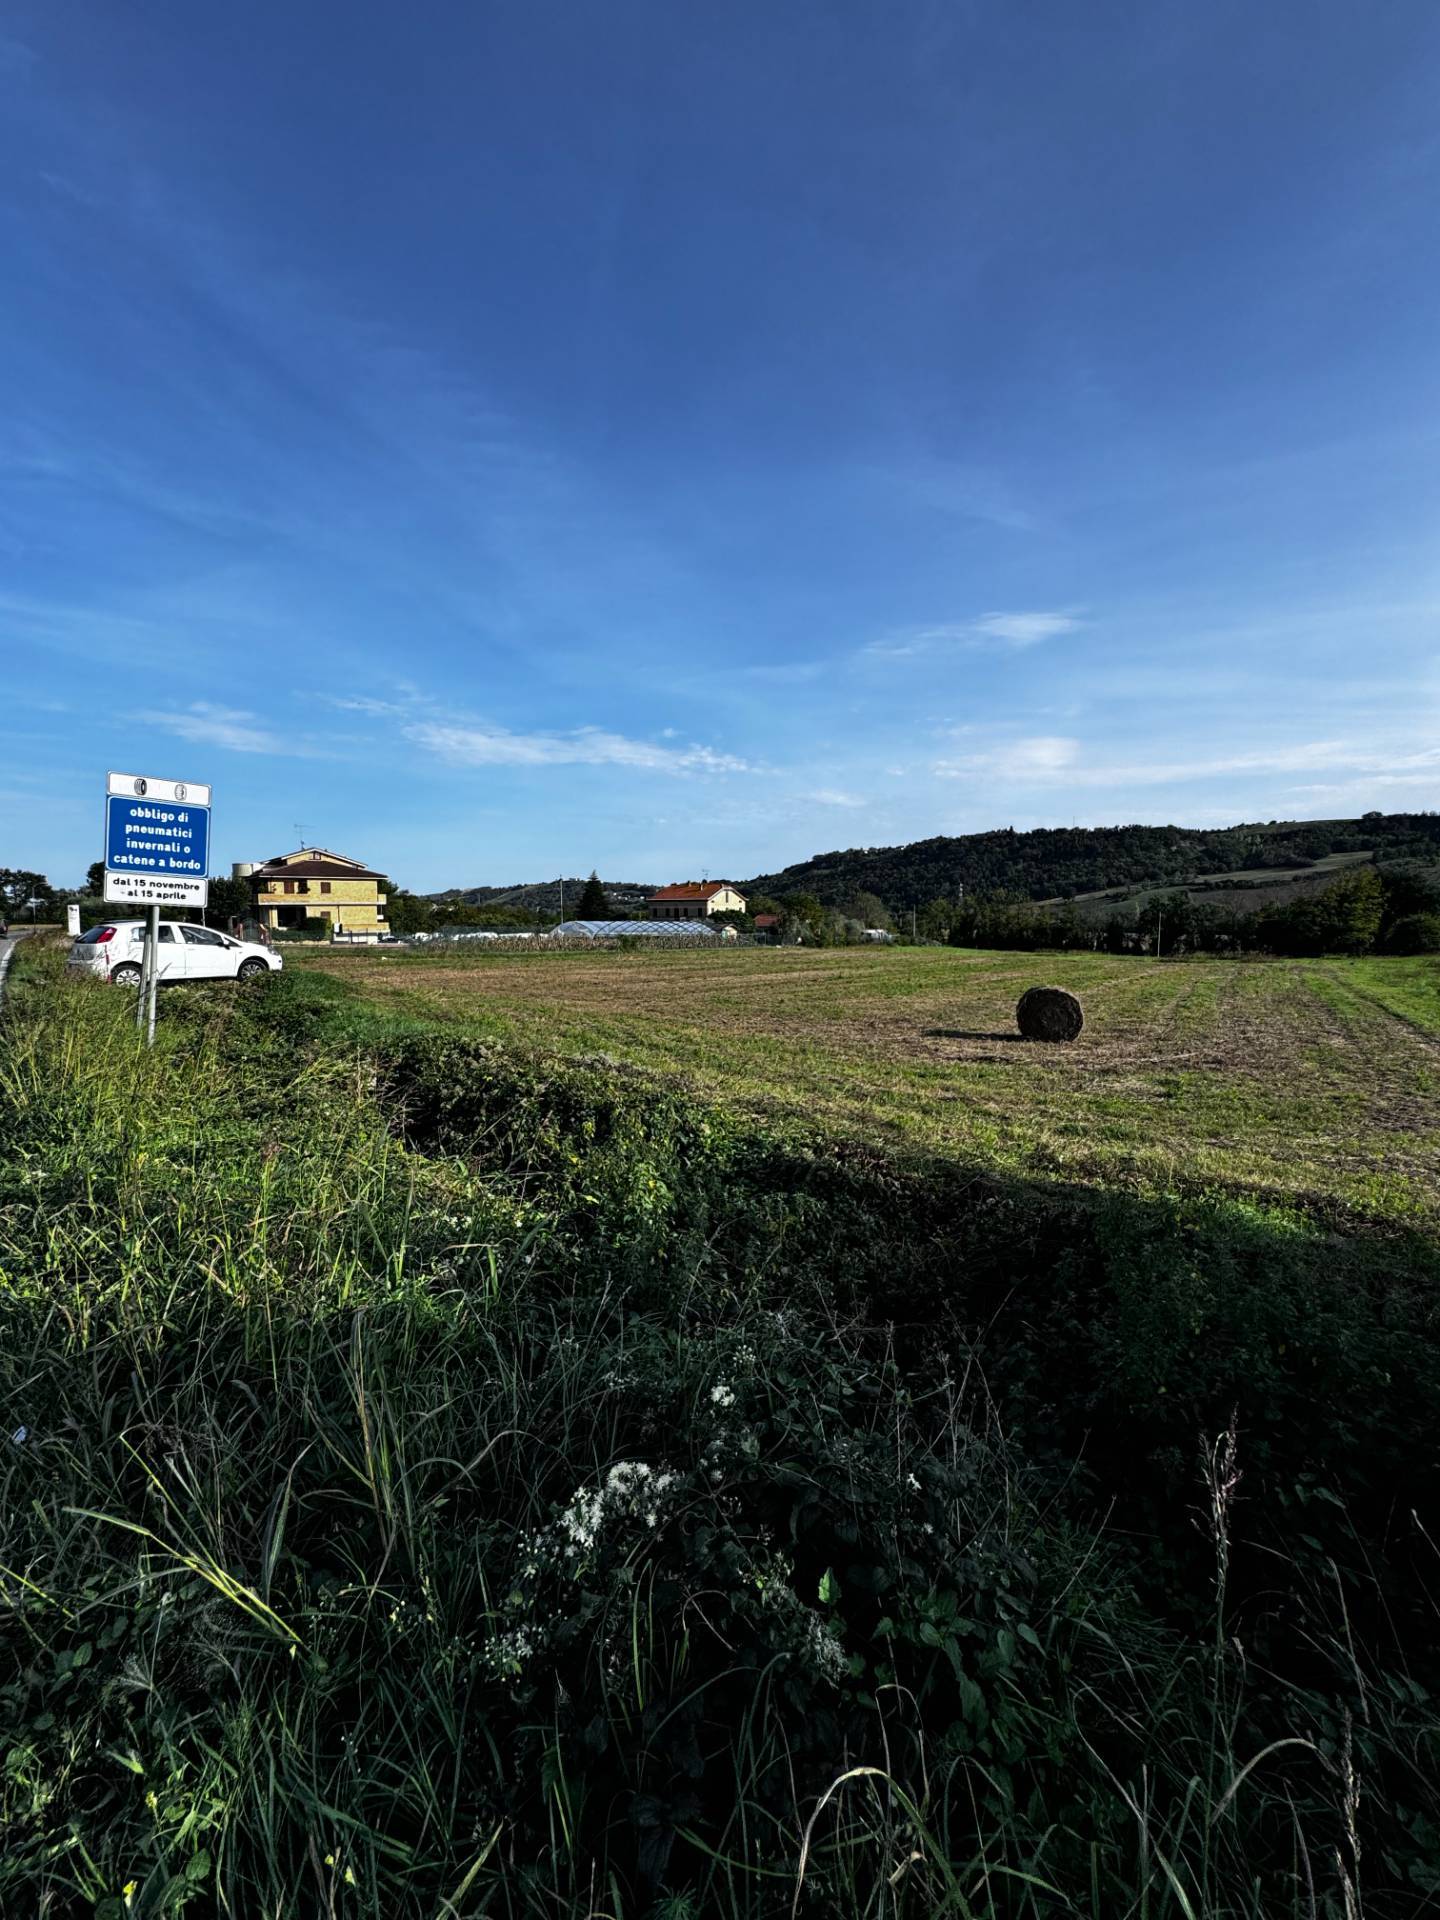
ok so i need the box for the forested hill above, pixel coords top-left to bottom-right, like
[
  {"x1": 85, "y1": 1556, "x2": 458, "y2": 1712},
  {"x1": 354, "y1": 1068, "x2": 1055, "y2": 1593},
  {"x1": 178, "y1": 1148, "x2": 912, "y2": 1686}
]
[
  {"x1": 428, "y1": 878, "x2": 656, "y2": 914},
  {"x1": 745, "y1": 812, "x2": 1440, "y2": 909}
]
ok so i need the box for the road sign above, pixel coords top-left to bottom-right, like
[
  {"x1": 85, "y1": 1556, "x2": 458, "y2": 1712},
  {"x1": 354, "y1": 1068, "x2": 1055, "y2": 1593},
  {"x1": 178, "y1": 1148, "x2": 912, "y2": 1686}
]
[{"x1": 103, "y1": 770, "x2": 212, "y2": 907}]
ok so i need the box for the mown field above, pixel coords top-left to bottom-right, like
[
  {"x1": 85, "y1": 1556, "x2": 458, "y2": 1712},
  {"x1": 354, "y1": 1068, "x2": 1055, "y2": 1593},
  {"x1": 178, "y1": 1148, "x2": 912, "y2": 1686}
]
[
  {"x1": 297, "y1": 944, "x2": 1440, "y2": 1224},
  {"x1": 4, "y1": 939, "x2": 1439, "y2": 1918}
]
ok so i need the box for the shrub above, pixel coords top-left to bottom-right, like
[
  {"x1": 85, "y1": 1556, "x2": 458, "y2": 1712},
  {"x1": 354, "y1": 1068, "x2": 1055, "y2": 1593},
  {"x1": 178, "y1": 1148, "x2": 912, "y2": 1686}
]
[{"x1": 1386, "y1": 910, "x2": 1440, "y2": 955}]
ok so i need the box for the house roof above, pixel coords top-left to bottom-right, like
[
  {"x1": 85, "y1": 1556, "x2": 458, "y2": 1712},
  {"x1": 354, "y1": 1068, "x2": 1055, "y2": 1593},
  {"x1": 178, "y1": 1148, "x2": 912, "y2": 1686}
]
[
  {"x1": 262, "y1": 847, "x2": 376, "y2": 870},
  {"x1": 753, "y1": 913, "x2": 780, "y2": 926},
  {"x1": 253, "y1": 851, "x2": 385, "y2": 880},
  {"x1": 646, "y1": 881, "x2": 742, "y2": 902}
]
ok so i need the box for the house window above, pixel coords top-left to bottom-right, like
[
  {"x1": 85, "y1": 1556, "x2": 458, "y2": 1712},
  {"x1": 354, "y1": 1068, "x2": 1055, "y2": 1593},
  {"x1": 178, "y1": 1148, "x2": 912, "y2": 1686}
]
[
  {"x1": 321, "y1": 882, "x2": 331, "y2": 894},
  {"x1": 283, "y1": 880, "x2": 295, "y2": 895}
]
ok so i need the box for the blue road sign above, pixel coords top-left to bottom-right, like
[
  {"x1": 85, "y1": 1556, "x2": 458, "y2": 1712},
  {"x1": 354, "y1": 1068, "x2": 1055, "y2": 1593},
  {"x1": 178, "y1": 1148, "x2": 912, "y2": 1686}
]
[{"x1": 103, "y1": 776, "x2": 211, "y2": 906}]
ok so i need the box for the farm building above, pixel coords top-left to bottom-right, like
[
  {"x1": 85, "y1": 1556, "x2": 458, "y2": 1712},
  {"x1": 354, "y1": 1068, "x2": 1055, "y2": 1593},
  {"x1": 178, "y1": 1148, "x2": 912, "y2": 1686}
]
[{"x1": 645, "y1": 881, "x2": 747, "y2": 920}]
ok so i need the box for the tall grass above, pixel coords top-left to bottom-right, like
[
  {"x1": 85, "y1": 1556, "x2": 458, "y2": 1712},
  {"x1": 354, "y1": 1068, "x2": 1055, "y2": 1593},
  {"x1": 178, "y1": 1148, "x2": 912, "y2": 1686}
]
[{"x1": 1, "y1": 947, "x2": 1435, "y2": 1915}]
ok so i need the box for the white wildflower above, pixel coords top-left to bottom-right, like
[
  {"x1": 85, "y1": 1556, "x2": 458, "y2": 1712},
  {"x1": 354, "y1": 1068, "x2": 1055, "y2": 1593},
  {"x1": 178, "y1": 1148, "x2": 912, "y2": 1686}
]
[
  {"x1": 555, "y1": 1460, "x2": 679, "y2": 1557},
  {"x1": 804, "y1": 1612, "x2": 849, "y2": 1683}
]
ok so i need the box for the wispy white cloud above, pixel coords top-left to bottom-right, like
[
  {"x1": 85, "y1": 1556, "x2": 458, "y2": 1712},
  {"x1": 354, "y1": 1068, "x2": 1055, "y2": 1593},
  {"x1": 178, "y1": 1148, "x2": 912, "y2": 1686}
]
[
  {"x1": 973, "y1": 610, "x2": 1084, "y2": 648},
  {"x1": 314, "y1": 689, "x2": 753, "y2": 775},
  {"x1": 133, "y1": 702, "x2": 308, "y2": 756},
  {"x1": 865, "y1": 609, "x2": 1084, "y2": 661},
  {"x1": 804, "y1": 788, "x2": 867, "y2": 807},
  {"x1": 933, "y1": 735, "x2": 1440, "y2": 789},
  {"x1": 405, "y1": 719, "x2": 751, "y2": 775},
  {"x1": 323, "y1": 693, "x2": 415, "y2": 717},
  {"x1": 1289, "y1": 767, "x2": 1440, "y2": 797},
  {"x1": 860, "y1": 458, "x2": 1037, "y2": 533}
]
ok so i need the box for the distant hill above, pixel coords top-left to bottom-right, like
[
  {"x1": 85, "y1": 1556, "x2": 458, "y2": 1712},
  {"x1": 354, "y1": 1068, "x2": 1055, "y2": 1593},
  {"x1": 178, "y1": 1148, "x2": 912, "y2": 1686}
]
[
  {"x1": 744, "y1": 812, "x2": 1440, "y2": 912},
  {"x1": 427, "y1": 877, "x2": 657, "y2": 916}
]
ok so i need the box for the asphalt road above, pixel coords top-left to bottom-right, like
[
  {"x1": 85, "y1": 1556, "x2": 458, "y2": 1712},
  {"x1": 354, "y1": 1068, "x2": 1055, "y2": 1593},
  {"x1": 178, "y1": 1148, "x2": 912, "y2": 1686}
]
[{"x1": 0, "y1": 929, "x2": 25, "y2": 1007}]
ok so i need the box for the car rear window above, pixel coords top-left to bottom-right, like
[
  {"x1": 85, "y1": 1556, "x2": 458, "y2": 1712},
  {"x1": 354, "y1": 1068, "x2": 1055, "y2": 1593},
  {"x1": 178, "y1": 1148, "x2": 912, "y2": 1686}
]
[{"x1": 75, "y1": 926, "x2": 114, "y2": 944}]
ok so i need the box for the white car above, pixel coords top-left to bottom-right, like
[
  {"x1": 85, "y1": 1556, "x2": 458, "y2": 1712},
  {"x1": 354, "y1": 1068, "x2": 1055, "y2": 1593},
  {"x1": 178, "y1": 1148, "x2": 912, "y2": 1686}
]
[{"x1": 67, "y1": 921, "x2": 283, "y2": 987}]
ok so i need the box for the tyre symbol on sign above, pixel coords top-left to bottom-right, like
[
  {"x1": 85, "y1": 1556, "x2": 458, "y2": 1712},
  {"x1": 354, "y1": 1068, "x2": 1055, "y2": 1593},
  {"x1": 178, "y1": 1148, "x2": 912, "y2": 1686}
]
[
  {"x1": 133, "y1": 778, "x2": 148, "y2": 797},
  {"x1": 174, "y1": 784, "x2": 188, "y2": 801}
]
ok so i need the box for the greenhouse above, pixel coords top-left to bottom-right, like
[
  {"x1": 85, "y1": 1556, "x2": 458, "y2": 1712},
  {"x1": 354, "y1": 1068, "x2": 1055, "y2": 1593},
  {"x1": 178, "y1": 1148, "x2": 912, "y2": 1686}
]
[{"x1": 550, "y1": 920, "x2": 729, "y2": 940}]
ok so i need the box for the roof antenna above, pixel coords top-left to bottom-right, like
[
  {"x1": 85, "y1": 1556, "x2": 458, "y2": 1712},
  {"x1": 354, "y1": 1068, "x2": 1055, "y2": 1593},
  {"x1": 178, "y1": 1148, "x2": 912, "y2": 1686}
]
[{"x1": 294, "y1": 822, "x2": 311, "y2": 849}]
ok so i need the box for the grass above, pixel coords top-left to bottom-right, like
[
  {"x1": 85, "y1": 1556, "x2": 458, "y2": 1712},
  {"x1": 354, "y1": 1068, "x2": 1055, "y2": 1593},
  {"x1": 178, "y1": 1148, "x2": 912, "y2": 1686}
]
[
  {"x1": 294, "y1": 944, "x2": 1440, "y2": 1226},
  {"x1": 3, "y1": 939, "x2": 1438, "y2": 1916}
]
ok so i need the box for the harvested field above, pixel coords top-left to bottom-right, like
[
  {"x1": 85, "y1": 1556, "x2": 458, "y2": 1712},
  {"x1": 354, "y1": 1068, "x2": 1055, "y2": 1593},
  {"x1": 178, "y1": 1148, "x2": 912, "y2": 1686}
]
[{"x1": 295, "y1": 945, "x2": 1440, "y2": 1223}]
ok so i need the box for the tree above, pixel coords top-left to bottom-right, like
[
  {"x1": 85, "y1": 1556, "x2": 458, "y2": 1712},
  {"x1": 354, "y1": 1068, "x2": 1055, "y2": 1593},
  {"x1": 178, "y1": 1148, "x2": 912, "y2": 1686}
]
[
  {"x1": 0, "y1": 870, "x2": 53, "y2": 915},
  {"x1": 1378, "y1": 862, "x2": 1440, "y2": 931},
  {"x1": 778, "y1": 892, "x2": 825, "y2": 944},
  {"x1": 575, "y1": 872, "x2": 613, "y2": 919},
  {"x1": 850, "y1": 890, "x2": 894, "y2": 932},
  {"x1": 1253, "y1": 866, "x2": 1385, "y2": 956},
  {"x1": 1385, "y1": 912, "x2": 1440, "y2": 956},
  {"x1": 205, "y1": 875, "x2": 252, "y2": 926},
  {"x1": 384, "y1": 889, "x2": 437, "y2": 936},
  {"x1": 1313, "y1": 866, "x2": 1384, "y2": 955},
  {"x1": 916, "y1": 897, "x2": 954, "y2": 942},
  {"x1": 86, "y1": 860, "x2": 106, "y2": 896}
]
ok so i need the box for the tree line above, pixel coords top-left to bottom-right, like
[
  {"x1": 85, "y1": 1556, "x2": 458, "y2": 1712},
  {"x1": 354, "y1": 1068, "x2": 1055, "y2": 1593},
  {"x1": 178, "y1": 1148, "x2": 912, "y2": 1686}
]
[
  {"x1": 934, "y1": 863, "x2": 1440, "y2": 958},
  {"x1": 748, "y1": 810, "x2": 1440, "y2": 911}
]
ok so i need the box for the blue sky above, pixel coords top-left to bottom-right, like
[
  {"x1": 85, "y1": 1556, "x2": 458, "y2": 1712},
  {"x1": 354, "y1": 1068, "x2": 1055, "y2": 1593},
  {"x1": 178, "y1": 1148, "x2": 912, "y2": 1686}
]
[{"x1": 4, "y1": 2, "x2": 1439, "y2": 891}]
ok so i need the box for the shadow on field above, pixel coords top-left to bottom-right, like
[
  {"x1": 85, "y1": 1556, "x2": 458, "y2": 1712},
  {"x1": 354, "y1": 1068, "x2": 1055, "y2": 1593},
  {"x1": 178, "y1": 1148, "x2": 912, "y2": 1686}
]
[
  {"x1": 921, "y1": 1025, "x2": 1028, "y2": 1042},
  {"x1": 378, "y1": 1025, "x2": 1440, "y2": 1902}
]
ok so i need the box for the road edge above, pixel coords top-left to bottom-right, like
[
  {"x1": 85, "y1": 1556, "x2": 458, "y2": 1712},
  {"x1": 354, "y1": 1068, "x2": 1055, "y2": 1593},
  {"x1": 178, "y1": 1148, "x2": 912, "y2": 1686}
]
[{"x1": 0, "y1": 931, "x2": 28, "y2": 1010}]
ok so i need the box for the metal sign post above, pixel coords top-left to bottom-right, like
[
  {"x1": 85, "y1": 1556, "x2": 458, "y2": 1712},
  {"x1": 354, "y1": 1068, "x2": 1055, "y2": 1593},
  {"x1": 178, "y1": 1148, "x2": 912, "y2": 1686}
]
[
  {"x1": 145, "y1": 904, "x2": 160, "y2": 1044},
  {"x1": 135, "y1": 911, "x2": 150, "y2": 1032},
  {"x1": 135, "y1": 904, "x2": 161, "y2": 1035},
  {"x1": 103, "y1": 772, "x2": 212, "y2": 1046}
]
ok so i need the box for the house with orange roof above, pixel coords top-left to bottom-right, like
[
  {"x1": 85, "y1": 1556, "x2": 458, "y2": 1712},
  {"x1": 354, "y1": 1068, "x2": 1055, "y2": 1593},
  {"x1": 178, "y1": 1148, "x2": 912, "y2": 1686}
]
[
  {"x1": 237, "y1": 848, "x2": 388, "y2": 941},
  {"x1": 645, "y1": 880, "x2": 747, "y2": 921}
]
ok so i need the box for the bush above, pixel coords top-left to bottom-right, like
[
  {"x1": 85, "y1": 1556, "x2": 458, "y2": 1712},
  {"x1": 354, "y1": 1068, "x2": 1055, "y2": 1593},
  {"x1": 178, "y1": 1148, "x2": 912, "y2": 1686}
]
[{"x1": 1386, "y1": 911, "x2": 1440, "y2": 955}]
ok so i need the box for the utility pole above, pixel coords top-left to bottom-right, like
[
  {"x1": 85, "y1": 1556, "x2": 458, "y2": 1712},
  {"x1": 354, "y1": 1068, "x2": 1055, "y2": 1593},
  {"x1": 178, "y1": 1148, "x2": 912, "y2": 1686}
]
[
  {"x1": 1155, "y1": 905, "x2": 1163, "y2": 958},
  {"x1": 911, "y1": 906, "x2": 917, "y2": 942},
  {"x1": 559, "y1": 877, "x2": 565, "y2": 926}
]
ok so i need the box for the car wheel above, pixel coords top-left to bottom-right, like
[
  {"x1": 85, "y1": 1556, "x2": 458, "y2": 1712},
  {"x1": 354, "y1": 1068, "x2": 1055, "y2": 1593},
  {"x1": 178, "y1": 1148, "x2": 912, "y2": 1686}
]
[
  {"x1": 111, "y1": 963, "x2": 142, "y2": 988},
  {"x1": 237, "y1": 957, "x2": 269, "y2": 981}
]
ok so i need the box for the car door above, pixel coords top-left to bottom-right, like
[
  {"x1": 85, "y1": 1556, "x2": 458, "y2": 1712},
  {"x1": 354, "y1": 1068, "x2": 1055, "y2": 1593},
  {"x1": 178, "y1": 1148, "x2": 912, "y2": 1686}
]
[
  {"x1": 132, "y1": 923, "x2": 186, "y2": 980},
  {"x1": 179, "y1": 924, "x2": 233, "y2": 979}
]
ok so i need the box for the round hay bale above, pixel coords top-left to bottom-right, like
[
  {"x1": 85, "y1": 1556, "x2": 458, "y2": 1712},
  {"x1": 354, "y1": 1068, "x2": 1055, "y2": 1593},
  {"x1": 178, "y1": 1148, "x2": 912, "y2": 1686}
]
[{"x1": 1016, "y1": 985, "x2": 1084, "y2": 1043}]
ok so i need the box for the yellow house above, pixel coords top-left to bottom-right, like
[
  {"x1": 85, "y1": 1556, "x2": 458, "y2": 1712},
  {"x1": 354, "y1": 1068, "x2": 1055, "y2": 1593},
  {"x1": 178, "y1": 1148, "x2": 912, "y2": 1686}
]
[
  {"x1": 645, "y1": 881, "x2": 747, "y2": 921},
  {"x1": 240, "y1": 849, "x2": 388, "y2": 940}
]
